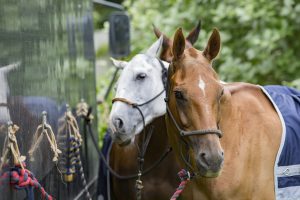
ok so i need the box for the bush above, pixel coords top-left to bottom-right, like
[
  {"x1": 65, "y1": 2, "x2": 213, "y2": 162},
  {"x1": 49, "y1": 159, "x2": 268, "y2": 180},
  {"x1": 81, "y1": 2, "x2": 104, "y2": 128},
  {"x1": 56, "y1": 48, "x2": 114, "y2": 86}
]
[{"x1": 124, "y1": 0, "x2": 300, "y2": 85}]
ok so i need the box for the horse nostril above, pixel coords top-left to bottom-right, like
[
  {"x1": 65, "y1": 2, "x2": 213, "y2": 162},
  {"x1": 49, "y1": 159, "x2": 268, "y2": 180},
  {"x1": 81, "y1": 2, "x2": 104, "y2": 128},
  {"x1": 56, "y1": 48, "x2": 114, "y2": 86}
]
[
  {"x1": 200, "y1": 152, "x2": 206, "y2": 158},
  {"x1": 199, "y1": 152, "x2": 209, "y2": 167},
  {"x1": 114, "y1": 117, "x2": 124, "y2": 129}
]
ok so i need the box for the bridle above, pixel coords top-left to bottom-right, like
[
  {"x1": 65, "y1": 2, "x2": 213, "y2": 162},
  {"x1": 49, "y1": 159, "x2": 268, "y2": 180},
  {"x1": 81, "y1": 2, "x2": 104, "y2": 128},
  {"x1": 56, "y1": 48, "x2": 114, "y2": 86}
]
[
  {"x1": 111, "y1": 58, "x2": 169, "y2": 199},
  {"x1": 0, "y1": 103, "x2": 8, "y2": 107},
  {"x1": 164, "y1": 62, "x2": 223, "y2": 173}
]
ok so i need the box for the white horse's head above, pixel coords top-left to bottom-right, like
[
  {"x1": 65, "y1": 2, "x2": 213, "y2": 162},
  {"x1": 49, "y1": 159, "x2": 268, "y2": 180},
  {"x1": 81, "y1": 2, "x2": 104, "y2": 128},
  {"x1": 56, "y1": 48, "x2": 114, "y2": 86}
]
[{"x1": 109, "y1": 36, "x2": 169, "y2": 145}]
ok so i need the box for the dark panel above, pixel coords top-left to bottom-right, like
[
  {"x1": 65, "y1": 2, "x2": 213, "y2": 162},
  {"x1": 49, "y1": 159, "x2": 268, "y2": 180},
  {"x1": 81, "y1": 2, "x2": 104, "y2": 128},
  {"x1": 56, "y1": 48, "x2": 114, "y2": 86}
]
[{"x1": 0, "y1": 0, "x2": 98, "y2": 199}]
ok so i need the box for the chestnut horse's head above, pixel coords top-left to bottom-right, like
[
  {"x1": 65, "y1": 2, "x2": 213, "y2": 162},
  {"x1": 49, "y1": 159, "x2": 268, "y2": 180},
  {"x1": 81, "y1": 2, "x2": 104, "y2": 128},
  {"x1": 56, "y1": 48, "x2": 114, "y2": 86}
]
[
  {"x1": 166, "y1": 28, "x2": 224, "y2": 177},
  {"x1": 153, "y1": 21, "x2": 201, "y2": 62}
]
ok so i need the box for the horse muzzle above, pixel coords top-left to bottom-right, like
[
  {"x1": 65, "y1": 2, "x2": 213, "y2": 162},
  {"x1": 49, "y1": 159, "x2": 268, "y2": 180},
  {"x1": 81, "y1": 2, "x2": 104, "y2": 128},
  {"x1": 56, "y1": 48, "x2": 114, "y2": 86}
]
[{"x1": 196, "y1": 149, "x2": 224, "y2": 178}]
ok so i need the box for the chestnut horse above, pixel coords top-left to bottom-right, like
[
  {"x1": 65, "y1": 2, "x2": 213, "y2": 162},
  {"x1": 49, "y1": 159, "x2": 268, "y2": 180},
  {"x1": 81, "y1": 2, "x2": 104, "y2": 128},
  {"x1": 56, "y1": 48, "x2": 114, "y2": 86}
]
[
  {"x1": 165, "y1": 28, "x2": 283, "y2": 199},
  {"x1": 108, "y1": 23, "x2": 201, "y2": 200}
]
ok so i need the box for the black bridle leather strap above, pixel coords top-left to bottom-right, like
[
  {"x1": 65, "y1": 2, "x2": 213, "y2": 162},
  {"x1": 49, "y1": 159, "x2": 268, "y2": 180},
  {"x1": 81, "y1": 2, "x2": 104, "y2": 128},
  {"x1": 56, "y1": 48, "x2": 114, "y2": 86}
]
[{"x1": 166, "y1": 106, "x2": 223, "y2": 138}]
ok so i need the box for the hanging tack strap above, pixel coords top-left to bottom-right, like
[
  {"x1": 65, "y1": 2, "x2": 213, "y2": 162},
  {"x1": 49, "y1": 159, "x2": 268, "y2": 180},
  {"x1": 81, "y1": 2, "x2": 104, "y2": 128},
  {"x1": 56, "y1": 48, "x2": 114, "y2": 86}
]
[
  {"x1": 76, "y1": 99, "x2": 94, "y2": 123},
  {"x1": 0, "y1": 163, "x2": 53, "y2": 200},
  {"x1": 76, "y1": 99, "x2": 89, "y2": 118},
  {"x1": 66, "y1": 105, "x2": 83, "y2": 144},
  {"x1": 0, "y1": 122, "x2": 26, "y2": 171},
  {"x1": 62, "y1": 105, "x2": 91, "y2": 200},
  {"x1": 170, "y1": 169, "x2": 194, "y2": 200},
  {"x1": 28, "y1": 111, "x2": 61, "y2": 162}
]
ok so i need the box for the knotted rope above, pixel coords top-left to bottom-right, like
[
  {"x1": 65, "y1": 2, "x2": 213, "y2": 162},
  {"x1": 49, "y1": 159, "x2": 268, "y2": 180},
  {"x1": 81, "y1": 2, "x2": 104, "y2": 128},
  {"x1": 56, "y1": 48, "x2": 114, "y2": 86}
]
[
  {"x1": 0, "y1": 163, "x2": 53, "y2": 200},
  {"x1": 0, "y1": 122, "x2": 53, "y2": 200},
  {"x1": 28, "y1": 111, "x2": 61, "y2": 162},
  {"x1": 0, "y1": 122, "x2": 25, "y2": 170},
  {"x1": 170, "y1": 169, "x2": 193, "y2": 200},
  {"x1": 58, "y1": 105, "x2": 91, "y2": 200}
]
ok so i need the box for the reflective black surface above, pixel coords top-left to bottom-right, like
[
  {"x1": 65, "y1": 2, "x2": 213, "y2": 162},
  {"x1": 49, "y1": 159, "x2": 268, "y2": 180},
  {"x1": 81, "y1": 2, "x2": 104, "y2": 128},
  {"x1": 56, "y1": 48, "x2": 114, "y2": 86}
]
[
  {"x1": 109, "y1": 12, "x2": 130, "y2": 58},
  {"x1": 0, "y1": 0, "x2": 98, "y2": 199}
]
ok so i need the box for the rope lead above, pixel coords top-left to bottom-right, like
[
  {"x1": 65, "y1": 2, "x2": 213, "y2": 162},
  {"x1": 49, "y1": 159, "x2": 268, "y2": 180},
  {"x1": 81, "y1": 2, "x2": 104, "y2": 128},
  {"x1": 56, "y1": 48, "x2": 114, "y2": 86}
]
[
  {"x1": 170, "y1": 169, "x2": 192, "y2": 200},
  {"x1": 0, "y1": 163, "x2": 53, "y2": 200}
]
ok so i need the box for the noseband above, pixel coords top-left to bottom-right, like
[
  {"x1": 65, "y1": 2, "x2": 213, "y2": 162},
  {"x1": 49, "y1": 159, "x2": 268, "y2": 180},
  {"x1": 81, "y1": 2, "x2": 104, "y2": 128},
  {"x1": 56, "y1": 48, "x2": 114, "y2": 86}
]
[
  {"x1": 164, "y1": 63, "x2": 223, "y2": 172},
  {"x1": 0, "y1": 103, "x2": 8, "y2": 107},
  {"x1": 165, "y1": 106, "x2": 223, "y2": 138}
]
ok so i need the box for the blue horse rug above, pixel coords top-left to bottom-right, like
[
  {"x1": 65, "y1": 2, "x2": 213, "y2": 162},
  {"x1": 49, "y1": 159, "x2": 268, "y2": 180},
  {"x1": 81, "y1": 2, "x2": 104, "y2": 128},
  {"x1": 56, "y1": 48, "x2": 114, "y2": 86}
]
[{"x1": 261, "y1": 85, "x2": 300, "y2": 199}]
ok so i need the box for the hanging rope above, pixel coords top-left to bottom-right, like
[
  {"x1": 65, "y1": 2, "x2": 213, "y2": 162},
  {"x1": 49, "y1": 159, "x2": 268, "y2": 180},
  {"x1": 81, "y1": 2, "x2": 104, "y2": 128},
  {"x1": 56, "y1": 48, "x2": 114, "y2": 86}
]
[
  {"x1": 28, "y1": 111, "x2": 61, "y2": 162},
  {"x1": 0, "y1": 122, "x2": 53, "y2": 200},
  {"x1": 0, "y1": 122, "x2": 25, "y2": 170},
  {"x1": 58, "y1": 105, "x2": 91, "y2": 200},
  {"x1": 170, "y1": 169, "x2": 194, "y2": 200}
]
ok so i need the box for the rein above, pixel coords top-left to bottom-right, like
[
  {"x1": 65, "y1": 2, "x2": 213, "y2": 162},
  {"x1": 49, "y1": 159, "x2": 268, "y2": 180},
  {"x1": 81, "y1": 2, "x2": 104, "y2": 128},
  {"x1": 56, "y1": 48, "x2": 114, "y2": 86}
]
[{"x1": 111, "y1": 58, "x2": 168, "y2": 200}]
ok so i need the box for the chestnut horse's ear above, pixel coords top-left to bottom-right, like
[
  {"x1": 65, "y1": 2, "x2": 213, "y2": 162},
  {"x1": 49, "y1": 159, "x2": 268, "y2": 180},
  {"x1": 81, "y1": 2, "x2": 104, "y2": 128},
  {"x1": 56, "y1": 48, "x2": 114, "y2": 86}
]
[
  {"x1": 110, "y1": 57, "x2": 128, "y2": 69},
  {"x1": 152, "y1": 24, "x2": 170, "y2": 49},
  {"x1": 146, "y1": 35, "x2": 164, "y2": 57},
  {"x1": 203, "y1": 28, "x2": 221, "y2": 61},
  {"x1": 172, "y1": 28, "x2": 185, "y2": 61},
  {"x1": 186, "y1": 20, "x2": 201, "y2": 45}
]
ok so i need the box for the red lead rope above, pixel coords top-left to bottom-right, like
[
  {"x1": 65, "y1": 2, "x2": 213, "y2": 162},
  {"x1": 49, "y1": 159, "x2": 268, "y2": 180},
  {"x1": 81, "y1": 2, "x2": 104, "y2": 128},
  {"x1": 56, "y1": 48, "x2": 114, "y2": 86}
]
[
  {"x1": 0, "y1": 163, "x2": 53, "y2": 200},
  {"x1": 170, "y1": 169, "x2": 192, "y2": 200}
]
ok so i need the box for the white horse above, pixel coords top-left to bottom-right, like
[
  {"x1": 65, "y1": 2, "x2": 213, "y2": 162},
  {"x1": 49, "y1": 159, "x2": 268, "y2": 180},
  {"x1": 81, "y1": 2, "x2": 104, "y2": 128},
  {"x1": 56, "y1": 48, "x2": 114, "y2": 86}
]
[
  {"x1": 109, "y1": 36, "x2": 168, "y2": 144},
  {"x1": 108, "y1": 37, "x2": 188, "y2": 200}
]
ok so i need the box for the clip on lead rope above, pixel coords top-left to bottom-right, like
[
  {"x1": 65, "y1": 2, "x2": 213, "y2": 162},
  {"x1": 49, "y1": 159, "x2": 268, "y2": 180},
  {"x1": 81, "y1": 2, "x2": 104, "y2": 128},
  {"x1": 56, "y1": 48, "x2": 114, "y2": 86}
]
[
  {"x1": 29, "y1": 111, "x2": 61, "y2": 162},
  {"x1": 0, "y1": 122, "x2": 53, "y2": 200}
]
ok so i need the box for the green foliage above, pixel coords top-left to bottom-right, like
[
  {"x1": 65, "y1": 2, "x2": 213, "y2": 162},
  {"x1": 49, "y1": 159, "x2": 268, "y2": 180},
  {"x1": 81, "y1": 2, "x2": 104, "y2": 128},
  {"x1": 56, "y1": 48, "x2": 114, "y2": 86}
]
[
  {"x1": 124, "y1": 0, "x2": 300, "y2": 85},
  {"x1": 96, "y1": 57, "x2": 117, "y2": 146}
]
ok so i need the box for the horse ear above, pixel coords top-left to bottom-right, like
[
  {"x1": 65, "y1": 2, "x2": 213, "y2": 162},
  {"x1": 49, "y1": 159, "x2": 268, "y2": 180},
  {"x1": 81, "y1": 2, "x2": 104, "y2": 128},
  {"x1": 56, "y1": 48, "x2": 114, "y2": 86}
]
[
  {"x1": 172, "y1": 28, "x2": 185, "y2": 60},
  {"x1": 110, "y1": 57, "x2": 128, "y2": 69},
  {"x1": 203, "y1": 28, "x2": 221, "y2": 61},
  {"x1": 152, "y1": 24, "x2": 171, "y2": 49},
  {"x1": 186, "y1": 20, "x2": 201, "y2": 45},
  {"x1": 146, "y1": 35, "x2": 164, "y2": 57}
]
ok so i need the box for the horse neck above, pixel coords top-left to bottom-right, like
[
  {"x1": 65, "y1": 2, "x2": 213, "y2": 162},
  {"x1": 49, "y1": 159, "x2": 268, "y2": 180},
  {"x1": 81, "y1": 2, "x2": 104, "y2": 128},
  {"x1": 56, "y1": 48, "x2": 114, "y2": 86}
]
[{"x1": 191, "y1": 83, "x2": 281, "y2": 198}]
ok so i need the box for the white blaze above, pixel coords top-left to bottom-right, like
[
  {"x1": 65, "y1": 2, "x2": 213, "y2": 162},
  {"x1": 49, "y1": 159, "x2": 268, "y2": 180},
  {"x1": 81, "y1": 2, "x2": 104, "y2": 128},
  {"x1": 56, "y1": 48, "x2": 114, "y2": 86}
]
[{"x1": 198, "y1": 77, "x2": 206, "y2": 95}]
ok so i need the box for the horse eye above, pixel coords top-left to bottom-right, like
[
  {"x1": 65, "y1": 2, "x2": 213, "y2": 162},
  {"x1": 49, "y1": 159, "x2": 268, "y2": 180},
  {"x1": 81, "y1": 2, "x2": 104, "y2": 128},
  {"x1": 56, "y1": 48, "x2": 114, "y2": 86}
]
[
  {"x1": 136, "y1": 73, "x2": 147, "y2": 80},
  {"x1": 174, "y1": 90, "x2": 185, "y2": 100}
]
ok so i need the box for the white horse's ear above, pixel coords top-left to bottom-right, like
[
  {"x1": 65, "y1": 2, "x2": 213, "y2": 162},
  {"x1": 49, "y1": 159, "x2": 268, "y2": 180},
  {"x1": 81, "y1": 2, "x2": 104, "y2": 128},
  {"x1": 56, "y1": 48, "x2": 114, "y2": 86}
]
[
  {"x1": 110, "y1": 57, "x2": 128, "y2": 69},
  {"x1": 146, "y1": 35, "x2": 163, "y2": 57}
]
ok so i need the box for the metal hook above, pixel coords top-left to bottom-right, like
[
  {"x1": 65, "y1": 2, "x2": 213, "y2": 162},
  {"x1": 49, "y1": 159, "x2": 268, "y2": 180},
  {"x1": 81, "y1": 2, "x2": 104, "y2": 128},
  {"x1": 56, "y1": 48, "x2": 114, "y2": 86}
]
[
  {"x1": 66, "y1": 104, "x2": 70, "y2": 112},
  {"x1": 42, "y1": 111, "x2": 48, "y2": 131}
]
